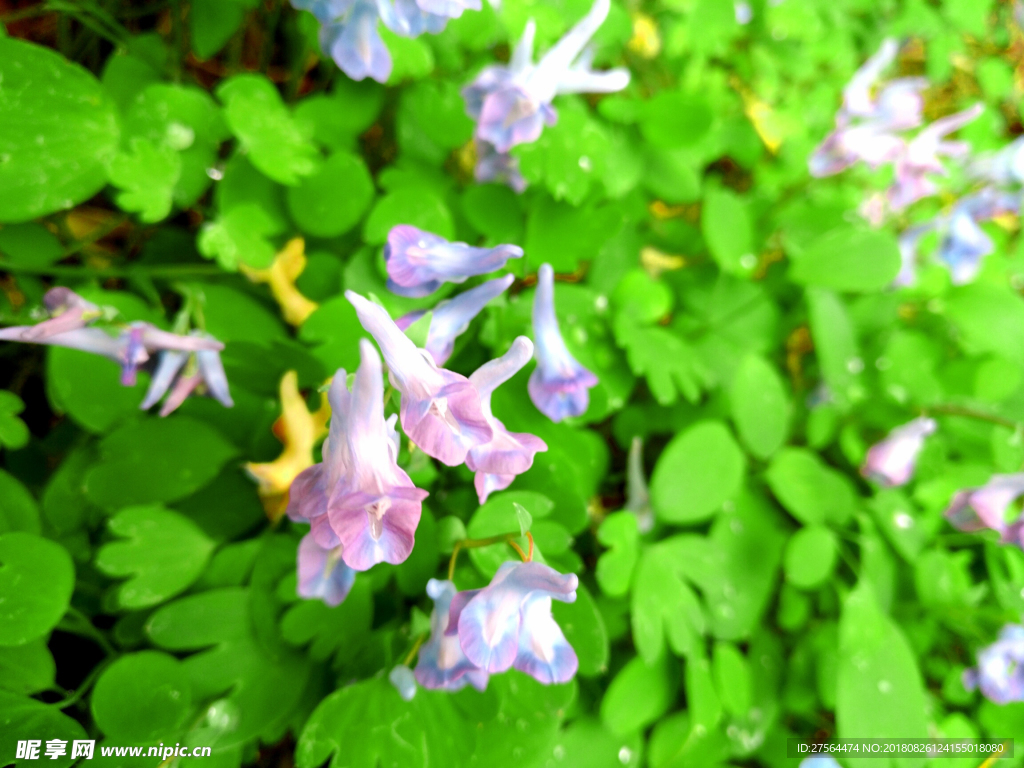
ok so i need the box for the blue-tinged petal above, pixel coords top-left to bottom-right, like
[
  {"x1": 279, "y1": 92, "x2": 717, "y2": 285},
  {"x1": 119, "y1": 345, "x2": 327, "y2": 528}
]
[
  {"x1": 384, "y1": 225, "x2": 523, "y2": 298},
  {"x1": 463, "y1": 67, "x2": 514, "y2": 121},
  {"x1": 425, "y1": 275, "x2": 514, "y2": 365},
  {"x1": 139, "y1": 350, "x2": 189, "y2": 411},
  {"x1": 513, "y1": 595, "x2": 578, "y2": 684},
  {"x1": 476, "y1": 85, "x2": 554, "y2": 154},
  {"x1": 527, "y1": 0, "x2": 611, "y2": 102},
  {"x1": 377, "y1": 0, "x2": 448, "y2": 36},
  {"x1": 944, "y1": 473, "x2": 1024, "y2": 540},
  {"x1": 415, "y1": 579, "x2": 489, "y2": 691},
  {"x1": 965, "y1": 624, "x2": 1024, "y2": 704},
  {"x1": 389, "y1": 664, "x2": 418, "y2": 700},
  {"x1": 297, "y1": 533, "x2": 356, "y2": 607},
  {"x1": 474, "y1": 140, "x2": 527, "y2": 193},
  {"x1": 528, "y1": 264, "x2": 598, "y2": 422},
  {"x1": 415, "y1": 0, "x2": 480, "y2": 18},
  {"x1": 937, "y1": 209, "x2": 991, "y2": 284},
  {"x1": 196, "y1": 346, "x2": 234, "y2": 408},
  {"x1": 322, "y1": 3, "x2": 392, "y2": 83},
  {"x1": 292, "y1": 0, "x2": 355, "y2": 21}
]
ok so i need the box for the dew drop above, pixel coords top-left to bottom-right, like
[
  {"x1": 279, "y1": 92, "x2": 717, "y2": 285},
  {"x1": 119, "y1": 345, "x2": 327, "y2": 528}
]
[{"x1": 618, "y1": 746, "x2": 632, "y2": 764}]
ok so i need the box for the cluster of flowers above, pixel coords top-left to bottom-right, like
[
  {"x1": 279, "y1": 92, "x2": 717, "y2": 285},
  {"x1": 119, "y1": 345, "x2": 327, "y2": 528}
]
[
  {"x1": 289, "y1": 223, "x2": 598, "y2": 693},
  {"x1": 809, "y1": 38, "x2": 1023, "y2": 286},
  {"x1": 0, "y1": 287, "x2": 232, "y2": 416},
  {"x1": 290, "y1": 0, "x2": 480, "y2": 83},
  {"x1": 459, "y1": 0, "x2": 630, "y2": 191},
  {"x1": 861, "y1": 415, "x2": 1024, "y2": 703}
]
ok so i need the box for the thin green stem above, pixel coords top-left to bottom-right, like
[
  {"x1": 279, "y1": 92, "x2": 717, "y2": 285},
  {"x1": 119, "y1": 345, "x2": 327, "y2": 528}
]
[
  {"x1": 927, "y1": 404, "x2": 1020, "y2": 431},
  {"x1": 52, "y1": 658, "x2": 111, "y2": 710},
  {"x1": 401, "y1": 633, "x2": 428, "y2": 667},
  {"x1": 447, "y1": 530, "x2": 533, "y2": 580},
  {"x1": 58, "y1": 607, "x2": 117, "y2": 657}
]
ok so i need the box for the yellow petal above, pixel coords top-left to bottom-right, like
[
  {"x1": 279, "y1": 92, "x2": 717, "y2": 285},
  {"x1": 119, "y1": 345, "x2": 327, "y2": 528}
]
[
  {"x1": 241, "y1": 237, "x2": 320, "y2": 326},
  {"x1": 245, "y1": 370, "x2": 331, "y2": 521},
  {"x1": 640, "y1": 246, "x2": 686, "y2": 277},
  {"x1": 628, "y1": 13, "x2": 661, "y2": 59}
]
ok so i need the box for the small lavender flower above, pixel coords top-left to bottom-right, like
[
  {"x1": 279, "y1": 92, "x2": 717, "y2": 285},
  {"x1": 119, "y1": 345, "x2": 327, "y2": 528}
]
[
  {"x1": 384, "y1": 225, "x2": 523, "y2": 298},
  {"x1": 861, "y1": 417, "x2": 936, "y2": 487},
  {"x1": 451, "y1": 561, "x2": 578, "y2": 684},
  {"x1": 464, "y1": 0, "x2": 630, "y2": 154},
  {"x1": 963, "y1": 625, "x2": 1024, "y2": 704},
  {"x1": 935, "y1": 189, "x2": 1019, "y2": 284},
  {"x1": 346, "y1": 291, "x2": 493, "y2": 466},
  {"x1": 389, "y1": 664, "x2": 419, "y2": 701},
  {"x1": 414, "y1": 579, "x2": 489, "y2": 691},
  {"x1": 21, "y1": 287, "x2": 101, "y2": 341},
  {"x1": 466, "y1": 337, "x2": 548, "y2": 503},
  {"x1": 474, "y1": 140, "x2": 528, "y2": 193},
  {"x1": 944, "y1": 473, "x2": 1024, "y2": 545},
  {"x1": 528, "y1": 264, "x2": 597, "y2": 422},
  {"x1": 296, "y1": 533, "x2": 356, "y2": 607},
  {"x1": 971, "y1": 136, "x2": 1024, "y2": 186},
  {"x1": 888, "y1": 104, "x2": 983, "y2": 210},
  {"x1": 419, "y1": 275, "x2": 515, "y2": 366},
  {"x1": 139, "y1": 332, "x2": 234, "y2": 416}
]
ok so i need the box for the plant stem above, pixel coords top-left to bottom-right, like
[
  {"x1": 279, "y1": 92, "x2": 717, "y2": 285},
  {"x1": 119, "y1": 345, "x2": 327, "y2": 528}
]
[
  {"x1": 52, "y1": 658, "x2": 111, "y2": 710},
  {"x1": 401, "y1": 633, "x2": 428, "y2": 667},
  {"x1": 927, "y1": 404, "x2": 1020, "y2": 431},
  {"x1": 447, "y1": 530, "x2": 534, "y2": 580},
  {"x1": 58, "y1": 606, "x2": 117, "y2": 657}
]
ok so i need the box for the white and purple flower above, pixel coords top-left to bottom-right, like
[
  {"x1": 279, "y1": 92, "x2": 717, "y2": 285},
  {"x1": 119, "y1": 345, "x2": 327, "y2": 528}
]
[
  {"x1": 414, "y1": 578, "x2": 490, "y2": 691},
  {"x1": 296, "y1": 533, "x2": 357, "y2": 607},
  {"x1": 963, "y1": 624, "x2": 1024, "y2": 704},
  {"x1": 528, "y1": 264, "x2": 597, "y2": 422},
  {"x1": 861, "y1": 417, "x2": 936, "y2": 487},
  {"x1": 944, "y1": 473, "x2": 1024, "y2": 546}
]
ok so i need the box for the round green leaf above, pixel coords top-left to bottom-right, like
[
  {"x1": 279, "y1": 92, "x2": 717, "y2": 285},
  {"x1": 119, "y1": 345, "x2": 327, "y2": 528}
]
[
  {"x1": 84, "y1": 417, "x2": 238, "y2": 510},
  {"x1": 650, "y1": 420, "x2": 745, "y2": 524},
  {"x1": 730, "y1": 354, "x2": 791, "y2": 459},
  {"x1": 600, "y1": 654, "x2": 678, "y2": 736},
  {"x1": 95, "y1": 505, "x2": 216, "y2": 609},
  {"x1": 0, "y1": 38, "x2": 120, "y2": 222},
  {"x1": 783, "y1": 525, "x2": 838, "y2": 589},
  {"x1": 47, "y1": 347, "x2": 145, "y2": 434},
  {"x1": 286, "y1": 151, "x2": 375, "y2": 238},
  {"x1": 0, "y1": 639, "x2": 55, "y2": 694},
  {"x1": 790, "y1": 227, "x2": 901, "y2": 292},
  {"x1": 702, "y1": 189, "x2": 755, "y2": 275},
  {"x1": 0, "y1": 691, "x2": 87, "y2": 768},
  {"x1": 640, "y1": 91, "x2": 713, "y2": 148},
  {"x1": 766, "y1": 448, "x2": 858, "y2": 526},
  {"x1": 0, "y1": 469, "x2": 40, "y2": 535},
  {"x1": 91, "y1": 651, "x2": 193, "y2": 742},
  {"x1": 0, "y1": 532, "x2": 74, "y2": 646}
]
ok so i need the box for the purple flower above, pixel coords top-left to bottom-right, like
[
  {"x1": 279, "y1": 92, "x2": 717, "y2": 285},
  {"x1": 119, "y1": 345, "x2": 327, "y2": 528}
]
[
  {"x1": 287, "y1": 339, "x2": 428, "y2": 570},
  {"x1": 809, "y1": 39, "x2": 926, "y2": 178},
  {"x1": 963, "y1": 625, "x2": 1024, "y2": 704},
  {"x1": 888, "y1": 104, "x2": 983, "y2": 210},
  {"x1": 296, "y1": 533, "x2": 356, "y2": 607},
  {"x1": 936, "y1": 189, "x2": 1018, "y2": 284},
  {"x1": 376, "y1": 0, "x2": 449, "y2": 36},
  {"x1": 944, "y1": 473, "x2": 1024, "y2": 544},
  {"x1": 528, "y1": 264, "x2": 598, "y2": 422},
  {"x1": 384, "y1": 225, "x2": 523, "y2": 298},
  {"x1": 970, "y1": 136, "x2": 1024, "y2": 186},
  {"x1": 319, "y1": 1, "x2": 392, "y2": 83},
  {"x1": 861, "y1": 417, "x2": 936, "y2": 487},
  {"x1": 474, "y1": 140, "x2": 528, "y2": 193},
  {"x1": 466, "y1": 337, "x2": 547, "y2": 503},
  {"x1": 21, "y1": 287, "x2": 101, "y2": 341},
  {"x1": 346, "y1": 291, "x2": 493, "y2": 466},
  {"x1": 893, "y1": 223, "x2": 932, "y2": 288},
  {"x1": 414, "y1": 578, "x2": 489, "y2": 692},
  {"x1": 139, "y1": 332, "x2": 234, "y2": 416},
  {"x1": 451, "y1": 561, "x2": 578, "y2": 684},
  {"x1": 419, "y1": 275, "x2": 515, "y2": 366},
  {"x1": 465, "y1": 0, "x2": 630, "y2": 153}
]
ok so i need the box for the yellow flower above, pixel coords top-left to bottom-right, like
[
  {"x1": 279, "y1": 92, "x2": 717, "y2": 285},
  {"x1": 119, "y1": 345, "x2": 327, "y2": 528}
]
[
  {"x1": 245, "y1": 370, "x2": 331, "y2": 522},
  {"x1": 240, "y1": 237, "x2": 319, "y2": 326},
  {"x1": 628, "y1": 13, "x2": 661, "y2": 59}
]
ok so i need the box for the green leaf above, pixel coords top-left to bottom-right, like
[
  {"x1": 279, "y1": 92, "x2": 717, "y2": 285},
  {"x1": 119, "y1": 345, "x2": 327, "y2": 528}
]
[
  {"x1": 95, "y1": 505, "x2": 216, "y2": 609},
  {"x1": 807, "y1": 288, "x2": 863, "y2": 408},
  {"x1": 91, "y1": 651, "x2": 193, "y2": 742},
  {"x1": 712, "y1": 642, "x2": 752, "y2": 718},
  {"x1": 296, "y1": 677, "x2": 471, "y2": 768},
  {"x1": 783, "y1": 525, "x2": 838, "y2": 589},
  {"x1": 837, "y1": 582, "x2": 928, "y2": 760},
  {"x1": 197, "y1": 202, "x2": 279, "y2": 270},
  {"x1": 600, "y1": 654, "x2": 679, "y2": 736},
  {"x1": 612, "y1": 269, "x2": 673, "y2": 325},
  {"x1": 790, "y1": 227, "x2": 901, "y2": 292},
  {"x1": 363, "y1": 187, "x2": 454, "y2": 245},
  {"x1": 524, "y1": 198, "x2": 621, "y2": 273},
  {"x1": 513, "y1": 502, "x2": 533, "y2": 536},
  {"x1": 0, "y1": 532, "x2": 74, "y2": 646},
  {"x1": 216, "y1": 74, "x2": 320, "y2": 186},
  {"x1": 0, "y1": 469, "x2": 40, "y2": 535},
  {"x1": 0, "y1": 38, "x2": 120, "y2": 222},
  {"x1": 616, "y1": 322, "x2": 707, "y2": 406},
  {"x1": 765, "y1": 447, "x2": 858, "y2": 526},
  {"x1": 108, "y1": 137, "x2": 181, "y2": 222},
  {"x1": 0, "y1": 639, "x2": 55, "y2": 694},
  {"x1": 293, "y1": 80, "x2": 384, "y2": 150},
  {"x1": 84, "y1": 417, "x2": 238, "y2": 510},
  {"x1": 551, "y1": 582, "x2": 609, "y2": 677},
  {"x1": 0, "y1": 223, "x2": 63, "y2": 268},
  {"x1": 286, "y1": 151, "x2": 375, "y2": 238},
  {"x1": 548, "y1": 719, "x2": 642, "y2": 768},
  {"x1": 46, "y1": 346, "x2": 145, "y2": 433},
  {"x1": 701, "y1": 189, "x2": 755, "y2": 276},
  {"x1": 190, "y1": 0, "x2": 257, "y2": 60},
  {"x1": 280, "y1": 579, "x2": 373, "y2": 661},
  {"x1": 946, "y1": 283, "x2": 1024, "y2": 364},
  {"x1": 595, "y1": 512, "x2": 639, "y2": 597},
  {"x1": 631, "y1": 544, "x2": 706, "y2": 663},
  {"x1": 0, "y1": 390, "x2": 28, "y2": 450},
  {"x1": 0, "y1": 691, "x2": 87, "y2": 768},
  {"x1": 640, "y1": 90, "x2": 713, "y2": 148},
  {"x1": 650, "y1": 420, "x2": 745, "y2": 524},
  {"x1": 730, "y1": 353, "x2": 790, "y2": 459},
  {"x1": 684, "y1": 651, "x2": 722, "y2": 729},
  {"x1": 381, "y1": 27, "x2": 435, "y2": 82}
]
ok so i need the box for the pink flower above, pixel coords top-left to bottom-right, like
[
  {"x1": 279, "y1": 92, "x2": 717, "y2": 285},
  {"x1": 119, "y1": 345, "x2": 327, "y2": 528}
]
[{"x1": 861, "y1": 417, "x2": 936, "y2": 486}]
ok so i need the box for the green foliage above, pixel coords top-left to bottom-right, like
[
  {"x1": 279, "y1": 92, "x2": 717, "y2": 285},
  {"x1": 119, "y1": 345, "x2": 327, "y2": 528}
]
[{"x1": 3, "y1": 2, "x2": 1024, "y2": 766}]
